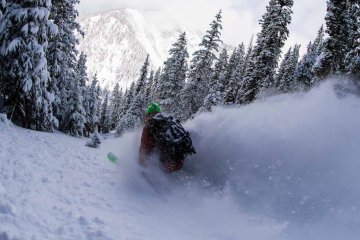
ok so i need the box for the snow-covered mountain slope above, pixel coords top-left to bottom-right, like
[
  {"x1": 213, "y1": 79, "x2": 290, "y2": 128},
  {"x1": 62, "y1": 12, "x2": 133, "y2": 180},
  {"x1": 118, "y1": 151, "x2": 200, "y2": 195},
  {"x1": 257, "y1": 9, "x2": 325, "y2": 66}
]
[
  {"x1": 78, "y1": 9, "x2": 202, "y2": 90},
  {"x1": 0, "y1": 118, "x2": 281, "y2": 240},
  {"x1": 1, "y1": 79, "x2": 360, "y2": 239}
]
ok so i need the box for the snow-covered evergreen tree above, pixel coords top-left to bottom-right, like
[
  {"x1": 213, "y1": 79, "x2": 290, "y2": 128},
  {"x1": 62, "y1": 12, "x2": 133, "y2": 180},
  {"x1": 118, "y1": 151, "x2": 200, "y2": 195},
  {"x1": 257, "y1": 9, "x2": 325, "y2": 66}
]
[
  {"x1": 66, "y1": 76, "x2": 86, "y2": 137},
  {"x1": 0, "y1": 0, "x2": 6, "y2": 95},
  {"x1": 86, "y1": 127, "x2": 101, "y2": 148},
  {"x1": 110, "y1": 83, "x2": 123, "y2": 130},
  {"x1": 199, "y1": 48, "x2": 228, "y2": 112},
  {"x1": 0, "y1": 0, "x2": 58, "y2": 131},
  {"x1": 223, "y1": 44, "x2": 245, "y2": 105},
  {"x1": 76, "y1": 52, "x2": 89, "y2": 133},
  {"x1": 314, "y1": 0, "x2": 351, "y2": 78},
  {"x1": 181, "y1": 10, "x2": 223, "y2": 120},
  {"x1": 99, "y1": 93, "x2": 111, "y2": 133},
  {"x1": 96, "y1": 85, "x2": 102, "y2": 121},
  {"x1": 0, "y1": 0, "x2": 5, "y2": 17},
  {"x1": 275, "y1": 44, "x2": 300, "y2": 93},
  {"x1": 145, "y1": 70, "x2": 154, "y2": 105},
  {"x1": 116, "y1": 55, "x2": 150, "y2": 136},
  {"x1": 85, "y1": 75, "x2": 99, "y2": 135},
  {"x1": 135, "y1": 55, "x2": 149, "y2": 95},
  {"x1": 275, "y1": 47, "x2": 292, "y2": 91},
  {"x1": 77, "y1": 52, "x2": 88, "y2": 99},
  {"x1": 119, "y1": 81, "x2": 135, "y2": 120},
  {"x1": 243, "y1": 36, "x2": 254, "y2": 69},
  {"x1": 157, "y1": 32, "x2": 189, "y2": 116},
  {"x1": 239, "y1": 0, "x2": 293, "y2": 104},
  {"x1": 116, "y1": 92, "x2": 145, "y2": 136},
  {"x1": 345, "y1": 1, "x2": 360, "y2": 80},
  {"x1": 0, "y1": 0, "x2": 6, "y2": 33},
  {"x1": 47, "y1": 0, "x2": 82, "y2": 128},
  {"x1": 150, "y1": 68, "x2": 161, "y2": 102},
  {"x1": 224, "y1": 46, "x2": 240, "y2": 87},
  {"x1": 235, "y1": 37, "x2": 254, "y2": 104},
  {"x1": 295, "y1": 26, "x2": 325, "y2": 91}
]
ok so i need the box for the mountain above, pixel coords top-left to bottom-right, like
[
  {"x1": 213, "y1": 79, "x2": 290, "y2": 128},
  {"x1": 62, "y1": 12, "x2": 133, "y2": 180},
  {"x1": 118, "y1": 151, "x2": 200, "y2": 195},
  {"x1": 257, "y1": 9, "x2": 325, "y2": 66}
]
[{"x1": 78, "y1": 9, "x2": 203, "y2": 90}]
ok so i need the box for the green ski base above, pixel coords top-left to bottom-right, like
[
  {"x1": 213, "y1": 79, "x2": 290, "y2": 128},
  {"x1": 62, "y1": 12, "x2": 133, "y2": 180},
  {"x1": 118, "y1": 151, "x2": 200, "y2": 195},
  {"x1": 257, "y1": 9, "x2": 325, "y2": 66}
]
[{"x1": 107, "y1": 152, "x2": 118, "y2": 164}]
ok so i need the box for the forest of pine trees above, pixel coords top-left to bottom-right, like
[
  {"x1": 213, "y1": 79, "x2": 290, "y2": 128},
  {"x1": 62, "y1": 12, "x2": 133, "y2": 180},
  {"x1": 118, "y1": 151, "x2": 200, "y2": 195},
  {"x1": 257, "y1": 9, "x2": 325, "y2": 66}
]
[{"x1": 0, "y1": 0, "x2": 359, "y2": 137}]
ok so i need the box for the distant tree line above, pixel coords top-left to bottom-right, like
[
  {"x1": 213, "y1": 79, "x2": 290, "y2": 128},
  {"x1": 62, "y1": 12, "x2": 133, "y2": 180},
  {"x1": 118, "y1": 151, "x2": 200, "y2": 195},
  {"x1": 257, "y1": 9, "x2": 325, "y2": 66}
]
[
  {"x1": 0, "y1": 0, "x2": 359, "y2": 137},
  {"x1": 115, "y1": 0, "x2": 360, "y2": 135}
]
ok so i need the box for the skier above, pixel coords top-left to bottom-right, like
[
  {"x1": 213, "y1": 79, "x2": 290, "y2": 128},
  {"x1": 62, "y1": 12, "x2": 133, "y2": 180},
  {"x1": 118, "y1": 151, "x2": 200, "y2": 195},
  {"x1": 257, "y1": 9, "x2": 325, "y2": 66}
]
[{"x1": 139, "y1": 102, "x2": 195, "y2": 173}]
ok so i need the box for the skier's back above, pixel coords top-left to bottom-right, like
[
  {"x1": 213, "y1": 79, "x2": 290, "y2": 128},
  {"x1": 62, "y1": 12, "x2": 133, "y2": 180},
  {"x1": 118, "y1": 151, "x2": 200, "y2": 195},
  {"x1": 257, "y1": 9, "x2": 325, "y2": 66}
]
[{"x1": 139, "y1": 102, "x2": 195, "y2": 173}]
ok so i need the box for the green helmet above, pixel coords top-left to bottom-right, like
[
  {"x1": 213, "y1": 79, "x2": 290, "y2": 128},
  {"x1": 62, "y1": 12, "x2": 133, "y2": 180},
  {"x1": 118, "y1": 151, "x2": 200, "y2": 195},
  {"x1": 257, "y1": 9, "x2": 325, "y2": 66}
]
[{"x1": 146, "y1": 102, "x2": 161, "y2": 114}]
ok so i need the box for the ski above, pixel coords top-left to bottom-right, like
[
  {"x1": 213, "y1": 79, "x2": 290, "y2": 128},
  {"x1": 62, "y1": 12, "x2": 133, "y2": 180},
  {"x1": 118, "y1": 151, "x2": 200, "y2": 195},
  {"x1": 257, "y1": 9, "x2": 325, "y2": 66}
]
[
  {"x1": 141, "y1": 172, "x2": 162, "y2": 195},
  {"x1": 107, "y1": 152, "x2": 118, "y2": 164},
  {"x1": 106, "y1": 152, "x2": 164, "y2": 197}
]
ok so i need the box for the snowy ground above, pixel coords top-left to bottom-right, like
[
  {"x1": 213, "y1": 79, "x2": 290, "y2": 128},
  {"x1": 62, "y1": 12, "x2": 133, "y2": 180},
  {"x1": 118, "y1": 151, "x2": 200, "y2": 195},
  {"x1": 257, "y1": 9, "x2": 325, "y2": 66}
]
[{"x1": 1, "y1": 79, "x2": 360, "y2": 240}]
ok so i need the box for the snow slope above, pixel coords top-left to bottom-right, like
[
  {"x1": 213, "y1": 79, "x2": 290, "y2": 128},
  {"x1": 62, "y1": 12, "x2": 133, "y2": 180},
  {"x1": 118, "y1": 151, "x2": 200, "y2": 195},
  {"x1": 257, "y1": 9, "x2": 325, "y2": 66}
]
[
  {"x1": 0, "y1": 120, "x2": 280, "y2": 240},
  {"x1": 78, "y1": 9, "x2": 202, "y2": 90},
  {"x1": 1, "y1": 79, "x2": 360, "y2": 240}
]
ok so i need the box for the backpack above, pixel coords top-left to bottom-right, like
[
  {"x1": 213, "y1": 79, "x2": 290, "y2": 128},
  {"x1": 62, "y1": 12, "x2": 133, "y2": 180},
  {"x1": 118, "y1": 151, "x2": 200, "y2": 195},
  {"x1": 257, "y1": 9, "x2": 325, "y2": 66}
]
[{"x1": 148, "y1": 113, "x2": 196, "y2": 164}]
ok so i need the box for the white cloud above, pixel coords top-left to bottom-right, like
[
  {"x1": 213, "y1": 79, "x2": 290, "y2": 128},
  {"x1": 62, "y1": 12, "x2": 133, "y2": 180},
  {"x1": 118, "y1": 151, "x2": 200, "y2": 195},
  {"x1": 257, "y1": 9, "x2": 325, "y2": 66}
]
[{"x1": 77, "y1": 0, "x2": 326, "y2": 55}]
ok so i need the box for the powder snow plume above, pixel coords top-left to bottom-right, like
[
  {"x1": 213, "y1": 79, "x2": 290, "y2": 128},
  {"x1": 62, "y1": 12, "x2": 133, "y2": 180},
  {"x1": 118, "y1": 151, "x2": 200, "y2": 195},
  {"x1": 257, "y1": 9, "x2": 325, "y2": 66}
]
[{"x1": 112, "y1": 78, "x2": 360, "y2": 240}]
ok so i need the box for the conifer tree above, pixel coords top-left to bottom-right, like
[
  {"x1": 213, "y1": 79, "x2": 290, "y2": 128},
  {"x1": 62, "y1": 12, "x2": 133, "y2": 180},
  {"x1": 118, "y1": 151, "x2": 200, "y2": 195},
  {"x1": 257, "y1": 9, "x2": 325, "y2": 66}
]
[
  {"x1": 77, "y1": 52, "x2": 88, "y2": 99},
  {"x1": 0, "y1": 0, "x2": 5, "y2": 32},
  {"x1": 95, "y1": 85, "x2": 102, "y2": 122},
  {"x1": 85, "y1": 75, "x2": 99, "y2": 134},
  {"x1": 145, "y1": 70, "x2": 154, "y2": 105},
  {"x1": 66, "y1": 76, "x2": 86, "y2": 137},
  {"x1": 239, "y1": 0, "x2": 293, "y2": 104},
  {"x1": 295, "y1": 26, "x2": 325, "y2": 90},
  {"x1": 116, "y1": 91, "x2": 144, "y2": 136},
  {"x1": 77, "y1": 52, "x2": 89, "y2": 131},
  {"x1": 116, "y1": 55, "x2": 150, "y2": 135},
  {"x1": 275, "y1": 44, "x2": 300, "y2": 93},
  {"x1": 119, "y1": 81, "x2": 135, "y2": 119},
  {"x1": 235, "y1": 37, "x2": 254, "y2": 104},
  {"x1": 158, "y1": 32, "x2": 189, "y2": 115},
  {"x1": 99, "y1": 93, "x2": 111, "y2": 133},
  {"x1": 275, "y1": 47, "x2": 292, "y2": 90},
  {"x1": 314, "y1": 0, "x2": 351, "y2": 78},
  {"x1": 47, "y1": 0, "x2": 83, "y2": 127},
  {"x1": 200, "y1": 48, "x2": 228, "y2": 112},
  {"x1": 181, "y1": 10, "x2": 223, "y2": 119},
  {"x1": 86, "y1": 126, "x2": 101, "y2": 148},
  {"x1": 223, "y1": 44, "x2": 245, "y2": 105},
  {"x1": 150, "y1": 68, "x2": 161, "y2": 101},
  {"x1": 0, "y1": 0, "x2": 58, "y2": 131},
  {"x1": 117, "y1": 92, "x2": 145, "y2": 135},
  {"x1": 0, "y1": 0, "x2": 5, "y2": 17},
  {"x1": 0, "y1": 0, "x2": 6, "y2": 95},
  {"x1": 110, "y1": 83, "x2": 122, "y2": 129},
  {"x1": 345, "y1": 1, "x2": 360, "y2": 80},
  {"x1": 135, "y1": 55, "x2": 150, "y2": 95},
  {"x1": 224, "y1": 47, "x2": 240, "y2": 87}
]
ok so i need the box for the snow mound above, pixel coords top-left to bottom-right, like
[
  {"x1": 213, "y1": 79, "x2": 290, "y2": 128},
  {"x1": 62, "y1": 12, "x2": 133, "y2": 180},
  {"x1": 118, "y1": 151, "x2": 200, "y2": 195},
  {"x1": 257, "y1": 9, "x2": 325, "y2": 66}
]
[{"x1": 0, "y1": 114, "x2": 11, "y2": 129}]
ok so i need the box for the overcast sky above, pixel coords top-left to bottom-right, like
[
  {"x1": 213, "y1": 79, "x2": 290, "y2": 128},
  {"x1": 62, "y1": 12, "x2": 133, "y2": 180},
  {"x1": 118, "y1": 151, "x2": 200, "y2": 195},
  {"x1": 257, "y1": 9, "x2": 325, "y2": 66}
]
[{"x1": 77, "y1": 0, "x2": 327, "y2": 54}]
